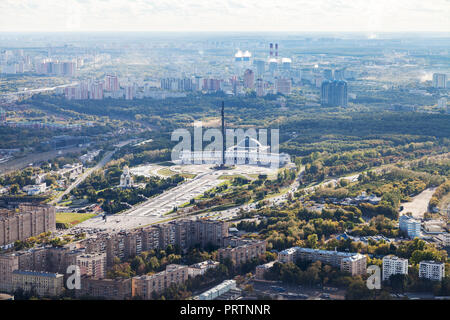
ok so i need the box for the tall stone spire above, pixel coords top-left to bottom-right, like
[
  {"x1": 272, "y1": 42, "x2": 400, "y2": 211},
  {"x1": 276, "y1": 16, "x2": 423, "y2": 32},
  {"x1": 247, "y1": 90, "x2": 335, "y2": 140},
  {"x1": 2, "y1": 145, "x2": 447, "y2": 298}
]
[{"x1": 221, "y1": 101, "x2": 225, "y2": 166}]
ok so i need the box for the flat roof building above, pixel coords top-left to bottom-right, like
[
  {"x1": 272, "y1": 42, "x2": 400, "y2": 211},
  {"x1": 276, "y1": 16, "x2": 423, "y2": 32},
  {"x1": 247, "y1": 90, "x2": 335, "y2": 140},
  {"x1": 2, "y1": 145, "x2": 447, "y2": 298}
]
[
  {"x1": 419, "y1": 261, "x2": 445, "y2": 281},
  {"x1": 382, "y1": 255, "x2": 408, "y2": 281},
  {"x1": 12, "y1": 270, "x2": 64, "y2": 297}
]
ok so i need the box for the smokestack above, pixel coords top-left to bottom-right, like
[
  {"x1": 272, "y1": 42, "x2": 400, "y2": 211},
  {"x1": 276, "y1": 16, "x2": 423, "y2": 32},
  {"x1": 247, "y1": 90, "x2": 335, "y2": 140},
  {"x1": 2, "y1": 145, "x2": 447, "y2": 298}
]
[
  {"x1": 275, "y1": 43, "x2": 278, "y2": 57},
  {"x1": 270, "y1": 43, "x2": 273, "y2": 57}
]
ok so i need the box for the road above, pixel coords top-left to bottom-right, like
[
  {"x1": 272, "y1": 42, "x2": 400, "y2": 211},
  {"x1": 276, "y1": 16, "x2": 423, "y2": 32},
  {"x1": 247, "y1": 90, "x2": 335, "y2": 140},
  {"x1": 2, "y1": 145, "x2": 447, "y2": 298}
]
[
  {"x1": 0, "y1": 82, "x2": 79, "y2": 98},
  {"x1": 51, "y1": 139, "x2": 136, "y2": 205},
  {"x1": 0, "y1": 146, "x2": 84, "y2": 176},
  {"x1": 50, "y1": 150, "x2": 115, "y2": 205}
]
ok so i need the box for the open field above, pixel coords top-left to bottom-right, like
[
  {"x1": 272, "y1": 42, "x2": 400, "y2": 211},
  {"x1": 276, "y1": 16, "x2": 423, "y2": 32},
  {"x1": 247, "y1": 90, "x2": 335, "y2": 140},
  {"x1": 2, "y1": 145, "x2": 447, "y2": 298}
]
[{"x1": 56, "y1": 212, "x2": 97, "y2": 228}]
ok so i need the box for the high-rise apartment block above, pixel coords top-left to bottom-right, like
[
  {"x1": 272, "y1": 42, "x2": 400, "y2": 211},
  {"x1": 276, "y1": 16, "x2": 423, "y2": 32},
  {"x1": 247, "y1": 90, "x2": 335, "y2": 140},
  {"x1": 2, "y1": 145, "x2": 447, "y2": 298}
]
[
  {"x1": 243, "y1": 69, "x2": 255, "y2": 89},
  {"x1": 276, "y1": 78, "x2": 292, "y2": 95},
  {"x1": 218, "y1": 238, "x2": 266, "y2": 266},
  {"x1": 321, "y1": 80, "x2": 348, "y2": 107},
  {"x1": 399, "y1": 215, "x2": 421, "y2": 239},
  {"x1": 81, "y1": 219, "x2": 228, "y2": 266},
  {"x1": 0, "y1": 204, "x2": 56, "y2": 247},
  {"x1": 0, "y1": 254, "x2": 19, "y2": 293},
  {"x1": 132, "y1": 264, "x2": 189, "y2": 299},
  {"x1": 105, "y1": 74, "x2": 120, "y2": 91},
  {"x1": 382, "y1": 255, "x2": 408, "y2": 281},
  {"x1": 433, "y1": 73, "x2": 447, "y2": 88},
  {"x1": 76, "y1": 252, "x2": 107, "y2": 279},
  {"x1": 419, "y1": 261, "x2": 445, "y2": 281}
]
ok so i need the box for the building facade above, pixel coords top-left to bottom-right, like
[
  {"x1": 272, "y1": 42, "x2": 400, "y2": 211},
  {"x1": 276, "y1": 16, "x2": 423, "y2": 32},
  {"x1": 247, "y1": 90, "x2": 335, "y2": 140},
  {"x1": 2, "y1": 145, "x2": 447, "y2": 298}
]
[
  {"x1": 278, "y1": 247, "x2": 367, "y2": 276},
  {"x1": 433, "y1": 73, "x2": 447, "y2": 88},
  {"x1": 132, "y1": 264, "x2": 189, "y2": 299},
  {"x1": 77, "y1": 277, "x2": 132, "y2": 300},
  {"x1": 419, "y1": 261, "x2": 445, "y2": 281},
  {"x1": 12, "y1": 270, "x2": 64, "y2": 297},
  {"x1": 399, "y1": 215, "x2": 421, "y2": 239},
  {"x1": 382, "y1": 255, "x2": 408, "y2": 281},
  {"x1": 218, "y1": 239, "x2": 266, "y2": 266},
  {"x1": 321, "y1": 80, "x2": 348, "y2": 107},
  {"x1": 0, "y1": 204, "x2": 56, "y2": 247}
]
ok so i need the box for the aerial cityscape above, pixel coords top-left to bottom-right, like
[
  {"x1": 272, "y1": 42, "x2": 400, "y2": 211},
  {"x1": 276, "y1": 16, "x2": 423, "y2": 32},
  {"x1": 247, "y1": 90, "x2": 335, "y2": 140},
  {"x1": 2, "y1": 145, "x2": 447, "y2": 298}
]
[{"x1": 1, "y1": 1, "x2": 450, "y2": 309}]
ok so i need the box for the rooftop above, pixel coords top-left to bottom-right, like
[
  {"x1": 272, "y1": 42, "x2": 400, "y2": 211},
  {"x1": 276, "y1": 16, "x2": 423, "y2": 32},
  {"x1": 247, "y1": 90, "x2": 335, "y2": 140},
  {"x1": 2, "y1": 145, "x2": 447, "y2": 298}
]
[{"x1": 12, "y1": 270, "x2": 63, "y2": 278}]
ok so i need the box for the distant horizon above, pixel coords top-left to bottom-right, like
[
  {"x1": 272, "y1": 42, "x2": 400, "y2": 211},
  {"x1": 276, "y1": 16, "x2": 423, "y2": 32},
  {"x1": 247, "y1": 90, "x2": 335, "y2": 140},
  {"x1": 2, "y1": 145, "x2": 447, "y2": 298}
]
[{"x1": 1, "y1": 0, "x2": 449, "y2": 33}]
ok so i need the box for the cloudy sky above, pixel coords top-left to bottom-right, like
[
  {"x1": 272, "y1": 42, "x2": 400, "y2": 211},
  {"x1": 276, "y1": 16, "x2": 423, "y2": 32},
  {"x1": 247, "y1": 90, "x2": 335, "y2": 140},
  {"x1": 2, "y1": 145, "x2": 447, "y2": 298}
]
[{"x1": 0, "y1": 0, "x2": 449, "y2": 32}]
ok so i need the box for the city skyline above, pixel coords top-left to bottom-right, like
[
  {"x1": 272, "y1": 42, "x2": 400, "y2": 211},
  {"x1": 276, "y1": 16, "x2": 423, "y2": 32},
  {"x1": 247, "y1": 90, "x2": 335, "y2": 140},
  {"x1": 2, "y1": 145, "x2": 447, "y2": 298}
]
[{"x1": 1, "y1": 0, "x2": 450, "y2": 33}]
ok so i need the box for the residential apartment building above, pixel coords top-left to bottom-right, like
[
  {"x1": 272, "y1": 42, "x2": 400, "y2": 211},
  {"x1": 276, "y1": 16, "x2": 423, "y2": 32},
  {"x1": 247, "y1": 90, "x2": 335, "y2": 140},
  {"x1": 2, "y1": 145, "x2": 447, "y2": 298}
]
[
  {"x1": 76, "y1": 276, "x2": 132, "y2": 300},
  {"x1": 399, "y1": 215, "x2": 421, "y2": 239},
  {"x1": 132, "y1": 264, "x2": 189, "y2": 299},
  {"x1": 276, "y1": 78, "x2": 292, "y2": 95},
  {"x1": 442, "y1": 233, "x2": 450, "y2": 247},
  {"x1": 419, "y1": 261, "x2": 445, "y2": 281},
  {"x1": 321, "y1": 80, "x2": 348, "y2": 107},
  {"x1": 82, "y1": 219, "x2": 228, "y2": 266},
  {"x1": 0, "y1": 254, "x2": 18, "y2": 293},
  {"x1": 277, "y1": 247, "x2": 367, "y2": 276},
  {"x1": 255, "y1": 260, "x2": 277, "y2": 280},
  {"x1": 0, "y1": 204, "x2": 56, "y2": 246},
  {"x1": 188, "y1": 260, "x2": 219, "y2": 278},
  {"x1": 76, "y1": 252, "x2": 106, "y2": 279},
  {"x1": 12, "y1": 270, "x2": 64, "y2": 297},
  {"x1": 433, "y1": 73, "x2": 447, "y2": 89},
  {"x1": 382, "y1": 255, "x2": 409, "y2": 281},
  {"x1": 218, "y1": 238, "x2": 266, "y2": 266}
]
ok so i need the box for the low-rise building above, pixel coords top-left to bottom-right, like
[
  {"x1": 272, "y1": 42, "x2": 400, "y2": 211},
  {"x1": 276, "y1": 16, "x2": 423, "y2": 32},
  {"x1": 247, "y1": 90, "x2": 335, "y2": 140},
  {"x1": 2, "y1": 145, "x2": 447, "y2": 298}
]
[
  {"x1": 188, "y1": 260, "x2": 219, "y2": 278},
  {"x1": 22, "y1": 183, "x2": 47, "y2": 196},
  {"x1": 419, "y1": 261, "x2": 445, "y2": 281},
  {"x1": 255, "y1": 260, "x2": 277, "y2": 280},
  {"x1": 382, "y1": 255, "x2": 408, "y2": 281},
  {"x1": 277, "y1": 247, "x2": 367, "y2": 276},
  {"x1": 12, "y1": 270, "x2": 64, "y2": 297},
  {"x1": 197, "y1": 280, "x2": 237, "y2": 300}
]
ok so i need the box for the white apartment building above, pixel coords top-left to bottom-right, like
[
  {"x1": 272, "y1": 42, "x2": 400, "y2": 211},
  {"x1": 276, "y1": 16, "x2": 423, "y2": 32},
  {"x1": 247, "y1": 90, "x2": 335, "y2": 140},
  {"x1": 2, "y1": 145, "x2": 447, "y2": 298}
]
[
  {"x1": 277, "y1": 247, "x2": 367, "y2": 276},
  {"x1": 419, "y1": 261, "x2": 445, "y2": 281},
  {"x1": 382, "y1": 255, "x2": 408, "y2": 281},
  {"x1": 399, "y1": 215, "x2": 421, "y2": 239},
  {"x1": 442, "y1": 233, "x2": 450, "y2": 247}
]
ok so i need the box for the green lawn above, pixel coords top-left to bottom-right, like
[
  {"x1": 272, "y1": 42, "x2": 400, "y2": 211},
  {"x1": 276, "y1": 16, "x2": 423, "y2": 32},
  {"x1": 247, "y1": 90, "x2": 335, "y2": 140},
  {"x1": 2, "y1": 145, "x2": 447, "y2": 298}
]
[{"x1": 56, "y1": 212, "x2": 96, "y2": 228}]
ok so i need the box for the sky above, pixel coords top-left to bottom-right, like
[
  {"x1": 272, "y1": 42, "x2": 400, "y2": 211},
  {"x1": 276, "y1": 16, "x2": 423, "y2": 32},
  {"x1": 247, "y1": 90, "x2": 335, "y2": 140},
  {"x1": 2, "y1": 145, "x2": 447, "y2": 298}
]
[{"x1": 0, "y1": 0, "x2": 449, "y2": 32}]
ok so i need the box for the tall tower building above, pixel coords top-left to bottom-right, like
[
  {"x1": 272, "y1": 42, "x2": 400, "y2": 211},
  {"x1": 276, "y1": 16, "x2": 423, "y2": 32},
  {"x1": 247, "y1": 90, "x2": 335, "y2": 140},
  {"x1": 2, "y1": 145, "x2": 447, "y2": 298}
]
[
  {"x1": 243, "y1": 69, "x2": 255, "y2": 89},
  {"x1": 276, "y1": 78, "x2": 291, "y2": 95},
  {"x1": 256, "y1": 78, "x2": 265, "y2": 97},
  {"x1": 105, "y1": 74, "x2": 119, "y2": 91},
  {"x1": 433, "y1": 73, "x2": 447, "y2": 88},
  {"x1": 321, "y1": 80, "x2": 348, "y2": 107},
  {"x1": 254, "y1": 59, "x2": 265, "y2": 77}
]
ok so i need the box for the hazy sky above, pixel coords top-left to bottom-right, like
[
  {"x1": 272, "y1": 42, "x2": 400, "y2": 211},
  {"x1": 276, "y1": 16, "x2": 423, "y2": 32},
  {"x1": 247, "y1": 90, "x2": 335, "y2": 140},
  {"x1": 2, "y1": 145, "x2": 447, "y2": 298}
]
[{"x1": 1, "y1": 0, "x2": 449, "y2": 32}]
